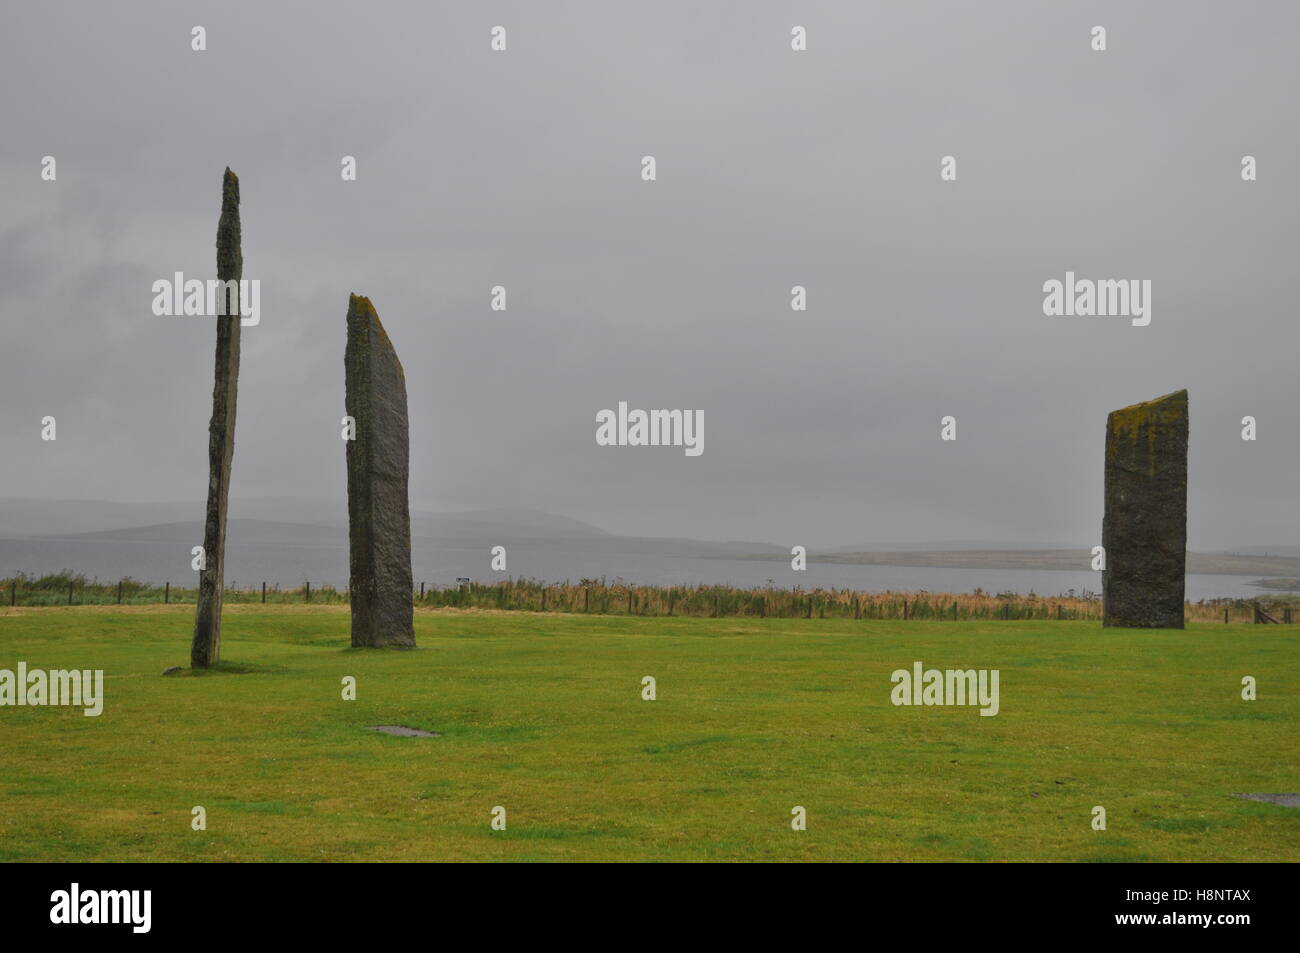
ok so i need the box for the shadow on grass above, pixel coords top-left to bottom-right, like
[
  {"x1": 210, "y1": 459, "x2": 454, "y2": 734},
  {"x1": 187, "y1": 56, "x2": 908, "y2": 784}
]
[
  {"x1": 338, "y1": 646, "x2": 424, "y2": 654},
  {"x1": 187, "y1": 661, "x2": 291, "y2": 676}
]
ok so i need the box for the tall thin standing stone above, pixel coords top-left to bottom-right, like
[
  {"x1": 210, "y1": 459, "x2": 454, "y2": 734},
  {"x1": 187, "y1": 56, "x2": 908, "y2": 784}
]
[
  {"x1": 191, "y1": 168, "x2": 243, "y2": 668},
  {"x1": 1102, "y1": 389, "x2": 1188, "y2": 628},
  {"x1": 345, "y1": 294, "x2": 415, "y2": 647}
]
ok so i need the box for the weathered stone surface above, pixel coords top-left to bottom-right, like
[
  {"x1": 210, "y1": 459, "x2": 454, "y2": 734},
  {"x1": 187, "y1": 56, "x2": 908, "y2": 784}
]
[
  {"x1": 345, "y1": 294, "x2": 415, "y2": 647},
  {"x1": 191, "y1": 168, "x2": 243, "y2": 668},
  {"x1": 1102, "y1": 389, "x2": 1188, "y2": 628}
]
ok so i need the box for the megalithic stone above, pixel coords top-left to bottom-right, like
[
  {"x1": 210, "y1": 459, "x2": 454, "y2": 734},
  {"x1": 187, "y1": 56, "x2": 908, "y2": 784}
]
[
  {"x1": 1102, "y1": 389, "x2": 1188, "y2": 628},
  {"x1": 191, "y1": 168, "x2": 243, "y2": 668},
  {"x1": 345, "y1": 294, "x2": 415, "y2": 647}
]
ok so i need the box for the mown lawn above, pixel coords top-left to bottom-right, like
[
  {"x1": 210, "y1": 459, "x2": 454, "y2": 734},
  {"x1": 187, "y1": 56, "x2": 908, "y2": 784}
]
[{"x1": 0, "y1": 605, "x2": 1295, "y2": 861}]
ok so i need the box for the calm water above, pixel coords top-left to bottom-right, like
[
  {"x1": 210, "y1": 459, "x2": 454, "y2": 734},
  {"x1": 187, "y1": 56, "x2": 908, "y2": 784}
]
[{"x1": 0, "y1": 536, "x2": 1275, "y2": 600}]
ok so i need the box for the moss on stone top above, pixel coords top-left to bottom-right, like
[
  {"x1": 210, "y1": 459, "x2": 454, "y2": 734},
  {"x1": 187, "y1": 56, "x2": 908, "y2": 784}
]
[
  {"x1": 347, "y1": 293, "x2": 405, "y2": 382},
  {"x1": 216, "y1": 168, "x2": 242, "y2": 282},
  {"x1": 1106, "y1": 389, "x2": 1188, "y2": 477},
  {"x1": 1109, "y1": 389, "x2": 1187, "y2": 439},
  {"x1": 349, "y1": 293, "x2": 376, "y2": 316}
]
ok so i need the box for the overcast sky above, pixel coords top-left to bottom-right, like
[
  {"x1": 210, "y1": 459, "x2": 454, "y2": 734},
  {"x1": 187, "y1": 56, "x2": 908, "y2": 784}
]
[{"x1": 2, "y1": 1, "x2": 1297, "y2": 549}]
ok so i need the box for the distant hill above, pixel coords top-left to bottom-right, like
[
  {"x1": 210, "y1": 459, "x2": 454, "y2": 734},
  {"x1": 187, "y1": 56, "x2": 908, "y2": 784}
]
[
  {"x1": 53, "y1": 520, "x2": 347, "y2": 546},
  {"x1": 4, "y1": 496, "x2": 783, "y2": 561},
  {"x1": 44, "y1": 517, "x2": 784, "y2": 559},
  {"x1": 2, "y1": 497, "x2": 1292, "y2": 571},
  {"x1": 0, "y1": 498, "x2": 611, "y2": 542},
  {"x1": 1221, "y1": 545, "x2": 1300, "y2": 558},
  {"x1": 821, "y1": 539, "x2": 1080, "y2": 553},
  {"x1": 408, "y1": 507, "x2": 609, "y2": 540},
  {"x1": 0, "y1": 497, "x2": 357, "y2": 537},
  {"x1": 0, "y1": 498, "x2": 201, "y2": 537}
]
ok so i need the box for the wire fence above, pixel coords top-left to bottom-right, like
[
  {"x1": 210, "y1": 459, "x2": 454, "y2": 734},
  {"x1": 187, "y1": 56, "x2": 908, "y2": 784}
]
[{"x1": 2, "y1": 571, "x2": 1295, "y2": 623}]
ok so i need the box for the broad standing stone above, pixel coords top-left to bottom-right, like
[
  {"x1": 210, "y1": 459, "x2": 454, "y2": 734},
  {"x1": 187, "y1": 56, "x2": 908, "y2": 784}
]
[
  {"x1": 345, "y1": 294, "x2": 415, "y2": 647},
  {"x1": 1102, "y1": 389, "x2": 1188, "y2": 628},
  {"x1": 191, "y1": 168, "x2": 242, "y2": 668}
]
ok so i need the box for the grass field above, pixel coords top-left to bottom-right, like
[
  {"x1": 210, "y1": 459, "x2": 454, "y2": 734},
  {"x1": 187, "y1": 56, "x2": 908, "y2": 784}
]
[{"x1": 1, "y1": 605, "x2": 1296, "y2": 862}]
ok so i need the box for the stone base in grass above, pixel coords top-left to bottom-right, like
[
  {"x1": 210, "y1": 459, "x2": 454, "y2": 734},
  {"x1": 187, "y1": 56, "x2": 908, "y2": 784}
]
[
  {"x1": 1233, "y1": 793, "x2": 1300, "y2": 807},
  {"x1": 367, "y1": 725, "x2": 439, "y2": 737}
]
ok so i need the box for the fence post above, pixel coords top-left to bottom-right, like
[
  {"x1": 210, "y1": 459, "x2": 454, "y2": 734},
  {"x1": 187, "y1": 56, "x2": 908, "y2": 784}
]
[
  {"x1": 541, "y1": 588, "x2": 547, "y2": 612},
  {"x1": 262, "y1": 581, "x2": 266, "y2": 604},
  {"x1": 420, "y1": 581, "x2": 425, "y2": 599},
  {"x1": 584, "y1": 587, "x2": 590, "y2": 612},
  {"x1": 305, "y1": 581, "x2": 311, "y2": 603},
  {"x1": 164, "y1": 581, "x2": 170, "y2": 604},
  {"x1": 853, "y1": 597, "x2": 860, "y2": 620},
  {"x1": 953, "y1": 601, "x2": 958, "y2": 621},
  {"x1": 68, "y1": 581, "x2": 73, "y2": 605},
  {"x1": 759, "y1": 596, "x2": 765, "y2": 619},
  {"x1": 1224, "y1": 607, "x2": 1229, "y2": 624},
  {"x1": 9, "y1": 579, "x2": 15, "y2": 607},
  {"x1": 628, "y1": 590, "x2": 633, "y2": 614},
  {"x1": 903, "y1": 599, "x2": 908, "y2": 620},
  {"x1": 116, "y1": 581, "x2": 122, "y2": 605}
]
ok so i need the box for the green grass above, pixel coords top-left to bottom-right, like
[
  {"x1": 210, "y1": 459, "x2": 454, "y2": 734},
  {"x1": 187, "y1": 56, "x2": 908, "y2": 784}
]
[{"x1": 0, "y1": 605, "x2": 1296, "y2": 862}]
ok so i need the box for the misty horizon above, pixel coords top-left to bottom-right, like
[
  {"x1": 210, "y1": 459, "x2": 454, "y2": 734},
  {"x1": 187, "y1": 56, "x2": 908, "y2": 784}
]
[{"x1": 1, "y1": 494, "x2": 1295, "y2": 558}]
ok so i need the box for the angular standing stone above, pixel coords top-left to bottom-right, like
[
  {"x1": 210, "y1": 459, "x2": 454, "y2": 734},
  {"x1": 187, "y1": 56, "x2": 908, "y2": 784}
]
[
  {"x1": 191, "y1": 168, "x2": 243, "y2": 668},
  {"x1": 1102, "y1": 389, "x2": 1188, "y2": 628},
  {"x1": 345, "y1": 294, "x2": 415, "y2": 647}
]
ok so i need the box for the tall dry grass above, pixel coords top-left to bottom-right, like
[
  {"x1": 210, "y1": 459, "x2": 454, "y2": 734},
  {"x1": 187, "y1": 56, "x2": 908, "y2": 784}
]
[{"x1": 2, "y1": 571, "x2": 1292, "y2": 623}]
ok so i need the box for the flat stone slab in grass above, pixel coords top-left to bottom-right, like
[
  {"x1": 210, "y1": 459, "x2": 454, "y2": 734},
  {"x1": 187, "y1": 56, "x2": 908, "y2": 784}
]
[
  {"x1": 1233, "y1": 793, "x2": 1300, "y2": 807},
  {"x1": 367, "y1": 725, "x2": 439, "y2": 737}
]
